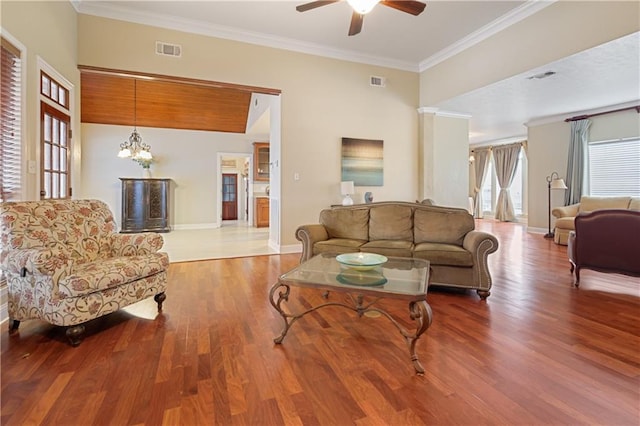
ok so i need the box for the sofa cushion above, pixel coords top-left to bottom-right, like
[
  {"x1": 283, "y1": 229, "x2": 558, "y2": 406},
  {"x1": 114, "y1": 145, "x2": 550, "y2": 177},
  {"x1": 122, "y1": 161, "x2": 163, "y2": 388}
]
[
  {"x1": 555, "y1": 216, "x2": 575, "y2": 230},
  {"x1": 368, "y1": 205, "x2": 413, "y2": 241},
  {"x1": 313, "y1": 238, "x2": 366, "y2": 255},
  {"x1": 361, "y1": 240, "x2": 413, "y2": 257},
  {"x1": 578, "y1": 196, "x2": 630, "y2": 213},
  {"x1": 413, "y1": 243, "x2": 473, "y2": 267},
  {"x1": 414, "y1": 209, "x2": 474, "y2": 245},
  {"x1": 320, "y1": 209, "x2": 369, "y2": 241},
  {"x1": 58, "y1": 252, "x2": 169, "y2": 298},
  {"x1": 629, "y1": 198, "x2": 640, "y2": 211}
]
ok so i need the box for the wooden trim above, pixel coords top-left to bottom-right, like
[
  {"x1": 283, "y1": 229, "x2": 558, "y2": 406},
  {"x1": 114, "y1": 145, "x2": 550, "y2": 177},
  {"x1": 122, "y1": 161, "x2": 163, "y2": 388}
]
[
  {"x1": 565, "y1": 105, "x2": 640, "y2": 122},
  {"x1": 78, "y1": 65, "x2": 281, "y2": 96}
]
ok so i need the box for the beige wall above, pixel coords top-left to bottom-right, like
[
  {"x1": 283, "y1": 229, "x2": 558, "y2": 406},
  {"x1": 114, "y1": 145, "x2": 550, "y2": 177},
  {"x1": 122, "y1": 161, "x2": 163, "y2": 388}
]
[
  {"x1": 1, "y1": 0, "x2": 80, "y2": 201},
  {"x1": 420, "y1": 1, "x2": 640, "y2": 106},
  {"x1": 77, "y1": 15, "x2": 420, "y2": 246},
  {"x1": 526, "y1": 109, "x2": 640, "y2": 232}
]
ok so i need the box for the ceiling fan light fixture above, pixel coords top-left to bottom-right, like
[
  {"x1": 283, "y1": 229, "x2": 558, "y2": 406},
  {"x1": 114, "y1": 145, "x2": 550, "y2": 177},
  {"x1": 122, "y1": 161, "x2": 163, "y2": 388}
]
[{"x1": 347, "y1": 0, "x2": 380, "y2": 14}]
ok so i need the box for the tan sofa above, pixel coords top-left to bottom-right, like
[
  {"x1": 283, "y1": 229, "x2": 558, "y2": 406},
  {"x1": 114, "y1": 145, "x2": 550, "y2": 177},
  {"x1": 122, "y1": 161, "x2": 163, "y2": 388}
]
[
  {"x1": 296, "y1": 201, "x2": 499, "y2": 299},
  {"x1": 552, "y1": 196, "x2": 640, "y2": 245}
]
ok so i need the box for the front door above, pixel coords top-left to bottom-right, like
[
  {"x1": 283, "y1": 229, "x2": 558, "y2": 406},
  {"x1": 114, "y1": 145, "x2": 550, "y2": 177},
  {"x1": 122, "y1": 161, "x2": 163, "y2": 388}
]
[{"x1": 222, "y1": 173, "x2": 238, "y2": 220}]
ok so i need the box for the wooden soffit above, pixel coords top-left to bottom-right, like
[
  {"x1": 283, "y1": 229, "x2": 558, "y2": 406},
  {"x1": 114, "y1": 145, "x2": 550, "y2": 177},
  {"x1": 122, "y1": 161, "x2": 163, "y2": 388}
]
[{"x1": 79, "y1": 66, "x2": 280, "y2": 133}]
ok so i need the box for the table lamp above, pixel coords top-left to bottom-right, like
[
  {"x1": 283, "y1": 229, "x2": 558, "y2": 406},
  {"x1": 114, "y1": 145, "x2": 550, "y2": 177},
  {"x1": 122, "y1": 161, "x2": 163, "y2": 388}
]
[{"x1": 341, "y1": 181, "x2": 355, "y2": 205}]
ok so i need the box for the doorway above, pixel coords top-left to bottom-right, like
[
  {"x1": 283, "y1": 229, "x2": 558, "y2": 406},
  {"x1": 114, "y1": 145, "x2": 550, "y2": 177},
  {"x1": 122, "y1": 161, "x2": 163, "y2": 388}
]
[
  {"x1": 217, "y1": 153, "x2": 250, "y2": 226},
  {"x1": 221, "y1": 173, "x2": 238, "y2": 220}
]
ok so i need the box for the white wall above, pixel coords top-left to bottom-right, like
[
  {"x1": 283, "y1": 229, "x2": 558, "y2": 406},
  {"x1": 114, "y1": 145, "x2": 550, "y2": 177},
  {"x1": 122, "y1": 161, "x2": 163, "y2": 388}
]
[{"x1": 80, "y1": 124, "x2": 254, "y2": 229}]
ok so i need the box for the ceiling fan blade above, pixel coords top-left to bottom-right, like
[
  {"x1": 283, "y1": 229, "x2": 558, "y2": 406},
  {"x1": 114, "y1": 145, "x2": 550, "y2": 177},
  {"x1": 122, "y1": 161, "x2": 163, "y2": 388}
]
[
  {"x1": 348, "y1": 12, "x2": 364, "y2": 36},
  {"x1": 296, "y1": 1, "x2": 341, "y2": 12},
  {"x1": 380, "y1": 1, "x2": 426, "y2": 16}
]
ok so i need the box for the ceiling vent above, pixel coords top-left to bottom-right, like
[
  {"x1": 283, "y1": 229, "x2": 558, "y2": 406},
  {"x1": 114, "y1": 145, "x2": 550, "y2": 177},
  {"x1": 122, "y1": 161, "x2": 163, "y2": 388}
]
[
  {"x1": 156, "y1": 41, "x2": 182, "y2": 58},
  {"x1": 527, "y1": 71, "x2": 556, "y2": 80},
  {"x1": 370, "y1": 76, "x2": 386, "y2": 87}
]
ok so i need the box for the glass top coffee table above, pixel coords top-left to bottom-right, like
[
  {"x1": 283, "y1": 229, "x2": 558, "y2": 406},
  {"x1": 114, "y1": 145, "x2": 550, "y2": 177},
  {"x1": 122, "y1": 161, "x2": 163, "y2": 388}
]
[{"x1": 269, "y1": 253, "x2": 432, "y2": 374}]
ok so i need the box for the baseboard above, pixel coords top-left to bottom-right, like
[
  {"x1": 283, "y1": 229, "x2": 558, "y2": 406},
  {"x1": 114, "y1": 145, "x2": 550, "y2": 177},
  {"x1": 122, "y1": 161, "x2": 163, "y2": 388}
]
[
  {"x1": 527, "y1": 226, "x2": 547, "y2": 234},
  {"x1": 172, "y1": 222, "x2": 220, "y2": 230},
  {"x1": 274, "y1": 242, "x2": 302, "y2": 254}
]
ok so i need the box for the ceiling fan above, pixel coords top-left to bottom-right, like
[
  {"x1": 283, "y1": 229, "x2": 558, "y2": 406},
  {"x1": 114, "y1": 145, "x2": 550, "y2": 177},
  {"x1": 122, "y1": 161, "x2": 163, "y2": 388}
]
[{"x1": 296, "y1": 0, "x2": 426, "y2": 36}]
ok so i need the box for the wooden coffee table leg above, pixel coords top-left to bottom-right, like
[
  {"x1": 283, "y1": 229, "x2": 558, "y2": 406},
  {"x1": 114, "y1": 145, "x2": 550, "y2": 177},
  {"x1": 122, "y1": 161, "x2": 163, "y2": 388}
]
[
  {"x1": 269, "y1": 282, "x2": 293, "y2": 343},
  {"x1": 406, "y1": 300, "x2": 433, "y2": 375}
]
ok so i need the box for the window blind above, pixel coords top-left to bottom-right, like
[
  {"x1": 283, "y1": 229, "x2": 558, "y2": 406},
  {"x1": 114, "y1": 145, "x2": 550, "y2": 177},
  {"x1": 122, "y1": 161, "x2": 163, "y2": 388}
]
[
  {"x1": 588, "y1": 138, "x2": 640, "y2": 197},
  {"x1": 1, "y1": 37, "x2": 22, "y2": 202}
]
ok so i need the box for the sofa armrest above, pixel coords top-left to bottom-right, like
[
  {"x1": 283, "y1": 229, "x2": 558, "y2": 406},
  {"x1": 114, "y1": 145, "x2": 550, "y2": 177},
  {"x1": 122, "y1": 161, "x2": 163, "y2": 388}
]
[
  {"x1": 110, "y1": 232, "x2": 165, "y2": 256},
  {"x1": 552, "y1": 203, "x2": 579, "y2": 218},
  {"x1": 2, "y1": 246, "x2": 74, "y2": 282},
  {"x1": 463, "y1": 231, "x2": 499, "y2": 291},
  {"x1": 295, "y1": 224, "x2": 329, "y2": 262}
]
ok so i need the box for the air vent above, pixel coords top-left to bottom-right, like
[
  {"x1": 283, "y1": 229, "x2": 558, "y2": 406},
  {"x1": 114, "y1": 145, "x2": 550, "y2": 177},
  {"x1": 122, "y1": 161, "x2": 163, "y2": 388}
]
[
  {"x1": 155, "y1": 41, "x2": 182, "y2": 57},
  {"x1": 370, "y1": 76, "x2": 386, "y2": 87},
  {"x1": 527, "y1": 71, "x2": 556, "y2": 80}
]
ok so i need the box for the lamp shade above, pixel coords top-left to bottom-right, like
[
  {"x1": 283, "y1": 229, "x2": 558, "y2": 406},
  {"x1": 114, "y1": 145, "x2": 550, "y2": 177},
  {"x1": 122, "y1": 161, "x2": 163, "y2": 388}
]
[
  {"x1": 550, "y1": 178, "x2": 568, "y2": 190},
  {"x1": 341, "y1": 181, "x2": 355, "y2": 195}
]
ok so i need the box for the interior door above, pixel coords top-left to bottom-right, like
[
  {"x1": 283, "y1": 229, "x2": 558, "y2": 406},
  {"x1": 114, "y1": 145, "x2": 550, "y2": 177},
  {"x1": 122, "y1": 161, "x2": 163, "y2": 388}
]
[{"x1": 222, "y1": 173, "x2": 238, "y2": 220}]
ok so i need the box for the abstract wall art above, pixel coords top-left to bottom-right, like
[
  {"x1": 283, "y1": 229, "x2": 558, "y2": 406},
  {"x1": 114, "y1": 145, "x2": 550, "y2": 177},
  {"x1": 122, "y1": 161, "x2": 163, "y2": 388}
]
[{"x1": 341, "y1": 137, "x2": 383, "y2": 186}]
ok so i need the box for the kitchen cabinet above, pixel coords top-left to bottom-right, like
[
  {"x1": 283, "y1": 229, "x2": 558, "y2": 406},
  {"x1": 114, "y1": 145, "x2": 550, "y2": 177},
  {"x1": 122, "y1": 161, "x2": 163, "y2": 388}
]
[
  {"x1": 120, "y1": 178, "x2": 171, "y2": 233},
  {"x1": 255, "y1": 197, "x2": 270, "y2": 228},
  {"x1": 253, "y1": 142, "x2": 270, "y2": 181}
]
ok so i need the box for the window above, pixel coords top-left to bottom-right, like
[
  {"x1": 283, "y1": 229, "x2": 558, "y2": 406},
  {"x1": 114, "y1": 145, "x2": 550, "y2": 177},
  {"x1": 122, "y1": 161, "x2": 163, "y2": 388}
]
[
  {"x1": 41, "y1": 71, "x2": 69, "y2": 109},
  {"x1": 588, "y1": 138, "x2": 640, "y2": 197},
  {"x1": 41, "y1": 103, "x2": 71, "y2": 199},
  {"x1": 481, "y1": 162, "x2": 494, "y2": 214},
  {"x1": 480, "y1": 148, "x2": 528, "y2": 217},
  {"x1": 1, "y1": 36, "x2": 22, "y2": 202},
  {"x1": 40, "y1": 70, "x2": 71, "y2": 199}
]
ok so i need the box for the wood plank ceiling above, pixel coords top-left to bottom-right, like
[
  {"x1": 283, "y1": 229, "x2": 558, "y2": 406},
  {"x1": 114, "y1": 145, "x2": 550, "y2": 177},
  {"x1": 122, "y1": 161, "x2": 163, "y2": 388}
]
[{"x1": 79, "y1": 68, "x2": 275, "y2": 134}]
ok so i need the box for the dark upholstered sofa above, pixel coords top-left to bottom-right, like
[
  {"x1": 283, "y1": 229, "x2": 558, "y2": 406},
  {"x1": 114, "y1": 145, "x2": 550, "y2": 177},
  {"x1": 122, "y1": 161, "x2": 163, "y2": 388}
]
[
  {"x1": 295, "y1": 201, "x2": 499, "y2": 299},
  {"x1": 567, "y1": 209, "x2": 640, "y2": 285}
]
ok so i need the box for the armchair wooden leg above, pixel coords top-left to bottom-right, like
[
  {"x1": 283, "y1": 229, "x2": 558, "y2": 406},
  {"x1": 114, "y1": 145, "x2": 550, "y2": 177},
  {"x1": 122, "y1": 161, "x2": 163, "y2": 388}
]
[
  {"x1": 574, "y1": 267, "x2": 581, "y2": 288},
  {"x1": 66, "y1": 324, "x2": 86, "y2": 347},
  {"x1": 477, "y1": 290, "x2": 490, "y2": 300},
  {"x1": 154, "y1": 292, "x2": 166, "y2": 311},
  {"x1": 8, "y1": 319, "x2": 20, "y2": 335}
]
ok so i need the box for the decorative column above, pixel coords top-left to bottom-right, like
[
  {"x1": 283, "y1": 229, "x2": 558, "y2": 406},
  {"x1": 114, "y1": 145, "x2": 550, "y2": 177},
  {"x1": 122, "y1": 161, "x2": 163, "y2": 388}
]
[{"x1": 417, "y1": 107, "x2": 471, "y2": 209}]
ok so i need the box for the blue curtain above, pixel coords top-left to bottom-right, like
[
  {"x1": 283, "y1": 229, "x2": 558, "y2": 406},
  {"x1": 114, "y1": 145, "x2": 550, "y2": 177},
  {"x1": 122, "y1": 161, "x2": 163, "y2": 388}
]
[{"x1": 564, "y1": 119, "x2": 591, "y2": 205}]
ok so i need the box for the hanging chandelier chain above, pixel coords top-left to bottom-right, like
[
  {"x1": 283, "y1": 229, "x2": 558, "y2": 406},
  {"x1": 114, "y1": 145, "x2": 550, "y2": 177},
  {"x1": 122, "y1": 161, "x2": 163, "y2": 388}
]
[{"x1": 117, "y1": 77, "x2": 153, "y2": 168}]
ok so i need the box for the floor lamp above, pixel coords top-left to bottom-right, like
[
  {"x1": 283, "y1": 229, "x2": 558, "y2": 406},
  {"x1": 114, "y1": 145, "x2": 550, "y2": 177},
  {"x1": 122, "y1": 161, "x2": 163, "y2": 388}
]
[{"x1": 544, "y1": 172, "x2": 568, "y2": 239}]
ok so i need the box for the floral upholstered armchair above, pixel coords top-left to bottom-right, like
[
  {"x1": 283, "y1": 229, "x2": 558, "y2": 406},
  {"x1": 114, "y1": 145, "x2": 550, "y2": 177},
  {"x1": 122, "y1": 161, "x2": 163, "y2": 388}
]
[{"x1": 0, "y1": 199, "x2": 169, "y2": 346}]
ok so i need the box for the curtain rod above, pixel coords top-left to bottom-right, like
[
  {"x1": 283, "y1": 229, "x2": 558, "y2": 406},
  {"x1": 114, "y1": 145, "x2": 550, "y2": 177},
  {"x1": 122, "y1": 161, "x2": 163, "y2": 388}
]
[{"x1": 565, "y1": 105, "x2": 640, "y2": 122}]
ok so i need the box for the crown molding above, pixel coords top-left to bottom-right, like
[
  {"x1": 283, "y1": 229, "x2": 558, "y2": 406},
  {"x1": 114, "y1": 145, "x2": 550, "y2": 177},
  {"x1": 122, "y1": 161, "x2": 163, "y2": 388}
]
[
  {"x1": 418, "y1": 0, "x2": 556, "y2": 72},
  {"x1": 417, "y1": 107, "x2": 472, "y2": 119},
  {"x1": 525, "y1": 100, "x2": 640, "y2": 128},
  {"x1": 72, "y1": 1, "x2": 419, "y2": 72}
]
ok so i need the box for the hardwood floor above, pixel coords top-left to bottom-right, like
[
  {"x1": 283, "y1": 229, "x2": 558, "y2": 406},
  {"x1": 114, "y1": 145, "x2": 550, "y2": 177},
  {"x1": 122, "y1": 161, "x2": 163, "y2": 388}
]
[{"x1": 2, "y1": 220, "x2": 639, "y2": 425}]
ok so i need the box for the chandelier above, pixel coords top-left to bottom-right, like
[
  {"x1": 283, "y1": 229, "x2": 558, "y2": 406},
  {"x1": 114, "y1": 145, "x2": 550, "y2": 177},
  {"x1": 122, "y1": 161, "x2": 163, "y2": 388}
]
[{"x1": 118, "y1": 79, "x2": 153, "y2": 168}]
